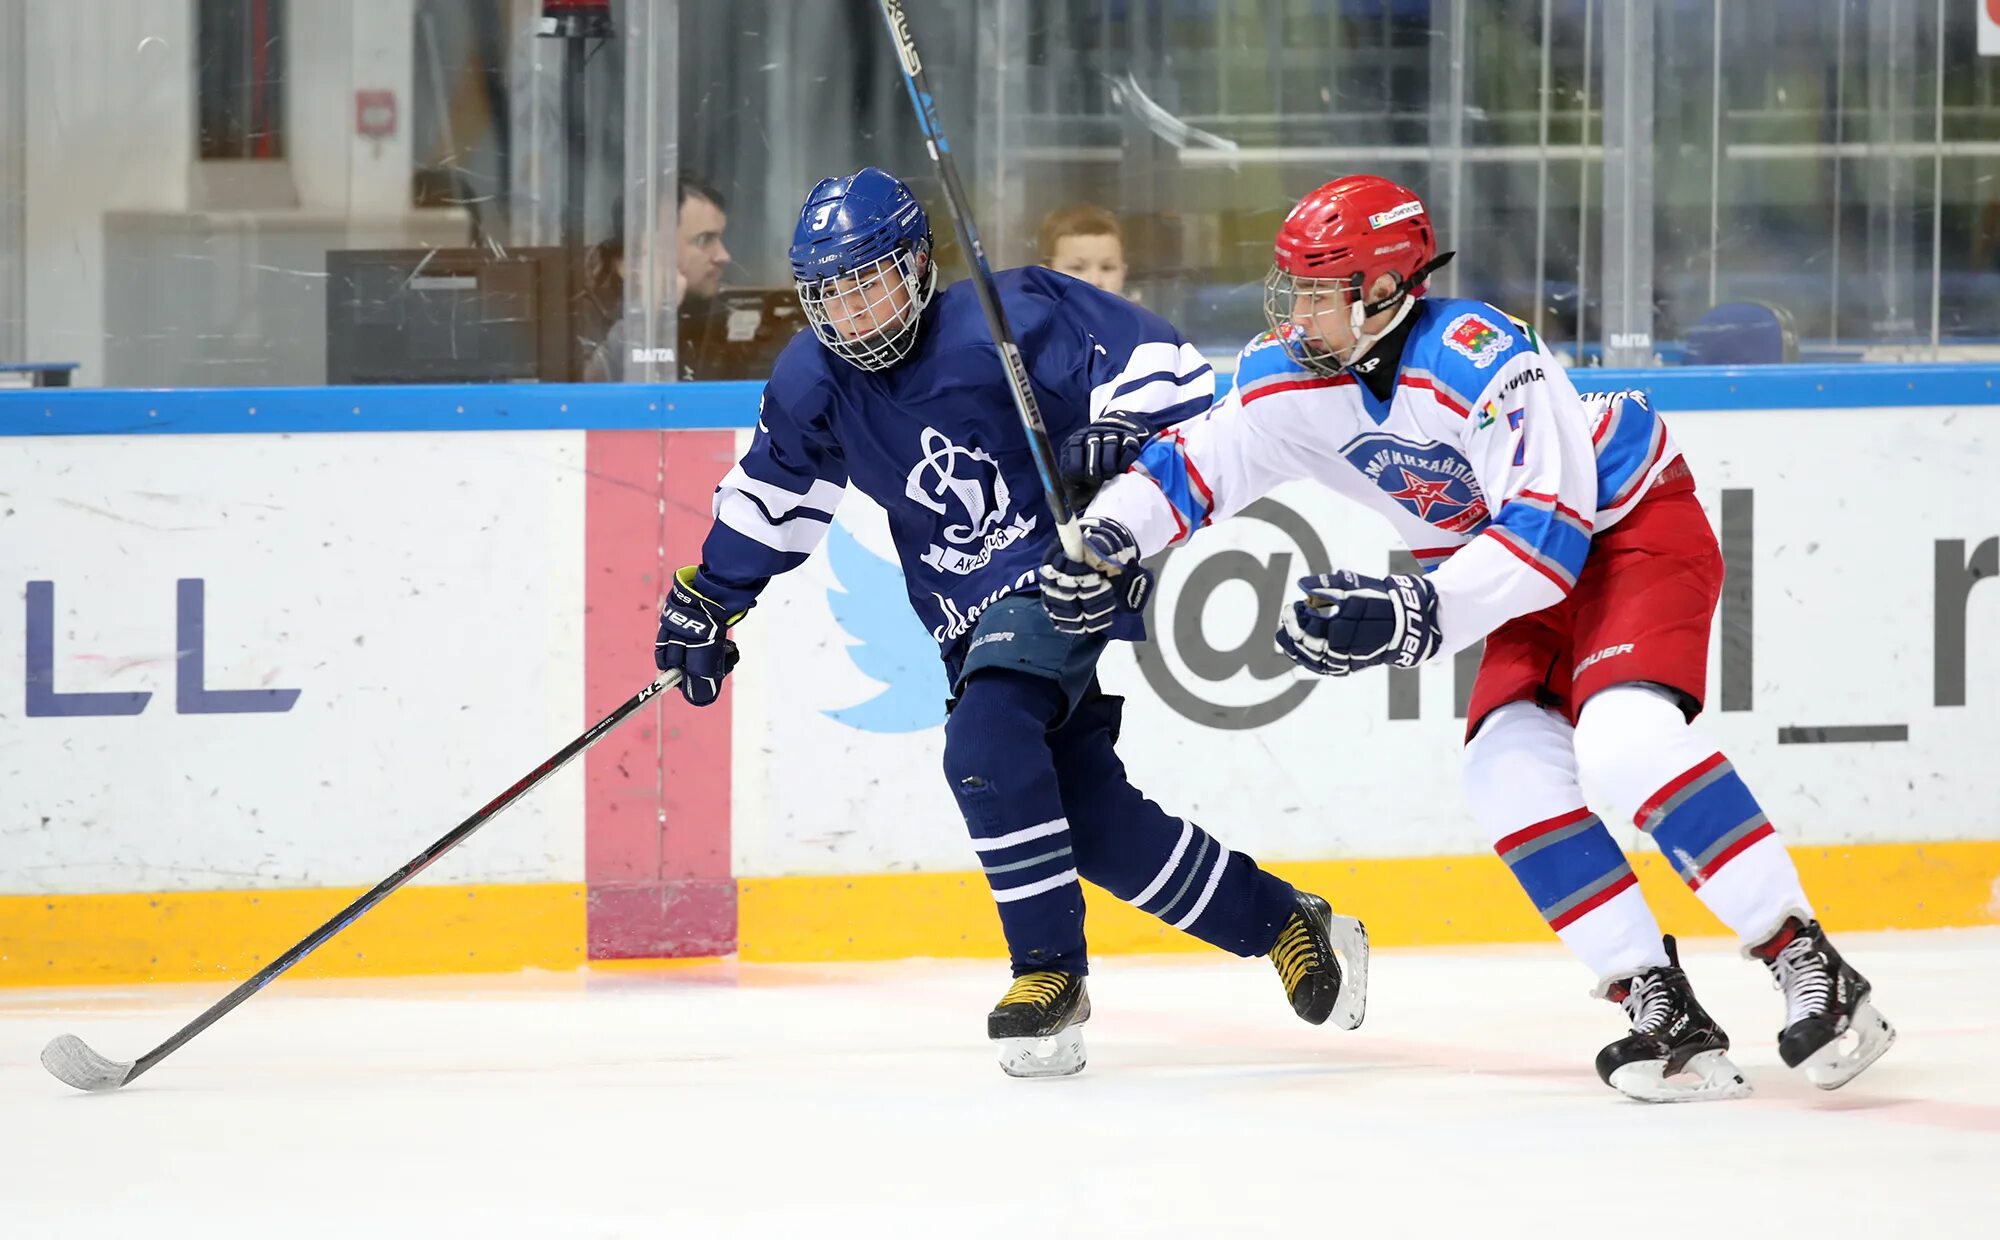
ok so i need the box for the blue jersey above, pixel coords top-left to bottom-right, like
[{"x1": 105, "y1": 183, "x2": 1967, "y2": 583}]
[{"x1": 695, "y1": 267, "x2": 1214, "y2": 657}]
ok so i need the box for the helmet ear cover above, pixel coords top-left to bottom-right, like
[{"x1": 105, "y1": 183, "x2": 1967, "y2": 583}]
[
  {"x1": 1360, "y1": 250, "x2": 1456, "y2": 316},
  {"x1": 1311, "y1": 250, "x2": 1459, "y2": 322}
]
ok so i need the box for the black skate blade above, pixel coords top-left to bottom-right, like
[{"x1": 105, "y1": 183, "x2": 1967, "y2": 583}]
[
  {"x1": 1607, "y1": 1048, "x2": 1753, "y2": 1104},
  {"x1": 1802, "y1": 1000, "x2": 1896, "y2": 1090},
  {"x1": 42, "y1": 1034, "x2": 135, "y2": 1093}
]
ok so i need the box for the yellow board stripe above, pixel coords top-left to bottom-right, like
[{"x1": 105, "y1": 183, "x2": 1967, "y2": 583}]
[
  {"x1": 738, "y1": 841, "x2": 2000, "y2": 962},
  {"x1": 4, "y1": 841, "x2": 1996, "y2": 986},
  {"x1": 0, "y1": 882, "x2": 585, "y2": 987}
]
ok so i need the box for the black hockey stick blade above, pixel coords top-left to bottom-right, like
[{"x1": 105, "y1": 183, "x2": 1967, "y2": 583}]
[{"x1": 41, "y1": 1034, "x2": 135, "y2": 1093}]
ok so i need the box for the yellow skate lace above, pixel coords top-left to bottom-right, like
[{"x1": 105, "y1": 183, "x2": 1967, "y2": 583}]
[
  {"x1": 999, "y1": 971, "x2": 1069, "y2": 1009},
  {"x1": 1270, "y1": 916, "x2": 1319, "y2": 997}
]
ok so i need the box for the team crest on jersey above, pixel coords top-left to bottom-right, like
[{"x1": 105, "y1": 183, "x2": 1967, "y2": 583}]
[
  {"x1": 1244, "y1": 326, "x2": 1292, "y2": 356},
  {"x1": 904, "y1": 426, "x2": 1037, "y2": 575},
  {"x1": 1443, "y1": 312, "x2": 1509, "y2": 369},
  {"x1": 1342, "y1": 432, "x2": 1491, "y2": 535}
]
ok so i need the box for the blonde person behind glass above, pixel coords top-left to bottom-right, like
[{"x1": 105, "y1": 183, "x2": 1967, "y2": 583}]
[{"x1": 1038, "y1": 203, "x2": 1129, "y2": 297}]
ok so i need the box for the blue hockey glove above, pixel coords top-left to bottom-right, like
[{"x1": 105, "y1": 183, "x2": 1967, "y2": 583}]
[
  {"x1": 1276, "y1": 570, "x2": 1442, "y2": 676},
  {"x1": 1037, "y1": 518, "x2": 1154, "y2": 635},
  {"x1": 1058, "y1": 410, "x2": 1154, "y2": 487},
  {"x1": 655, "y1": 566, "x2": 745, "y2": 706}
]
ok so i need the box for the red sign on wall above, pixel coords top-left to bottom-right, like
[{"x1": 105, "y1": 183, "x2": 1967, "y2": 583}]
[{"x1": 355, "y1": 90, "x2": 397, "y2": 138}]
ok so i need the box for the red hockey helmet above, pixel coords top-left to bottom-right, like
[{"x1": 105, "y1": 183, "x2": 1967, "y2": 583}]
[{"x1": 1263, "y1": 175, "x2": 1453, "y2": 375}]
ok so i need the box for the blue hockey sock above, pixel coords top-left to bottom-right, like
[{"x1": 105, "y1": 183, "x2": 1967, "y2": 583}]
[
  {"x1": 943, "y1": 671, "x2": 1087, "y2": 976},
  {"x1": 1053, "y1": 693, "x2": 1296, "y2": 956}
]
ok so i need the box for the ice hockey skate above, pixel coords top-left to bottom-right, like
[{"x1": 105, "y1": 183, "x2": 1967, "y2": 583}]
[
  {"x1": 988, "y1": 970, "x2": 1090, "y2": 1078},
  {"x1": 1596, "y1": 936, "x2": 1752, "y2": 1103},
  {"x1": 1268, "y1": 891, "x2": 1369, "y2": 1030},
  {"x1": 1752, "y1": 917, "x2": 1895, "y2": 1089}
]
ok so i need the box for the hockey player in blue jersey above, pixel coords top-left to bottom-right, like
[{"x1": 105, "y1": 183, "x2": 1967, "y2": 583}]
[{"x1": 650, "y1": 167, "x2": 1368, "y2": 1076}]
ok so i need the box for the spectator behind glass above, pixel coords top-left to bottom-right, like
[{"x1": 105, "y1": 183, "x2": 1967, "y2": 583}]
[
  {"x1": 1038, "y1": 203, "x2": 1129, "y2": 297},
  {"x1": 675, "y1": 177, "x2": 731, "y2": 305},
  {"x1": 585, "y1": 172, "x2": 733, "y2": 381}
]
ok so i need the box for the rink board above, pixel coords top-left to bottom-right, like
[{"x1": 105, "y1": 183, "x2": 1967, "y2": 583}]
[
  {"x1": 3, "y1": 840, "x2": 1995, "y2": 985},
  {"x1": 736, "y1": 842, "x2": 2000, "y2": 963},
  {"x1": 3, "y1": 370, "x2": 1997, "y2": 984},
  {"x1": 0, "y1": 882, "x2": 585, "y2": 985}
]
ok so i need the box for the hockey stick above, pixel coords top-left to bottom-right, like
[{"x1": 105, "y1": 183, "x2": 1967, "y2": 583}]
[
  {"x1": 40, "y1": 670, "x2": 682, "y2": 1093},
  {"x1": 874, "y1": 0, "x2": 1086, "y2": 559}
]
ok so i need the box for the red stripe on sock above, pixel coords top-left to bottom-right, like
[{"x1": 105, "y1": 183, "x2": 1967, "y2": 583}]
[
  {"x1": 1634, "y1": 751, "x2": 1728, "y2": 831},
  {"x1": 1548, "y1": 870, "x2": 1638, "y2": 931},
  {"x1": 1683, "y1": 822, "x2": 1777, "y2": 892},
  {"x1": 1493, "y1": 806, "x2": 1595, "y2": 858}
]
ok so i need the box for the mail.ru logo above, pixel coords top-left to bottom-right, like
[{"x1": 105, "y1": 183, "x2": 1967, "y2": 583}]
[{"x1": 822, "y1": 520, "x2": 947, "y2": 733}]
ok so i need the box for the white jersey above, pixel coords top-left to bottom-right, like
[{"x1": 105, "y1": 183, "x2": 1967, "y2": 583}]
[{"x1": 1087, "y1": 297, "x2": 1683, "y2": 653}]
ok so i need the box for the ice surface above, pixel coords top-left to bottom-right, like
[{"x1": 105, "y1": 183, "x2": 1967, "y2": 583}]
[{"x1": 4, "y1": 930, "x2": 1997, "y2": 1237}]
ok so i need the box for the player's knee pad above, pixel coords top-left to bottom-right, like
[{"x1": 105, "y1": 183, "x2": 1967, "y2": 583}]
[
  {"x1": 1573, "y1": 682, "x2": 1717, "y2": 821},
  {"x1": 1460, "y1": 701, "x2": 1585, "y2": 845}
]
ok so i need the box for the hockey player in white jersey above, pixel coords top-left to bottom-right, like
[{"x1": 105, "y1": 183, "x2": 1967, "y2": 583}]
[{"x1": 1036, "y1": 175, "x2": 1894, "y2": 1101}]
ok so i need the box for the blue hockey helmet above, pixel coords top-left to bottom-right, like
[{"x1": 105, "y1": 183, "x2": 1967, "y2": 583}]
[{"x1": 788, "y1": 167, "x2": 937, "y2": 372}]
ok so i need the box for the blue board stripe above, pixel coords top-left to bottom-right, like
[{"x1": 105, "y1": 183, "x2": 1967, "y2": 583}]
[
  {"x1": 0, "y1": 381, "x2": 767, "y2": 436},
  {"x1": 4, "y1": 364, "x2": 1999, "y2": 437}
]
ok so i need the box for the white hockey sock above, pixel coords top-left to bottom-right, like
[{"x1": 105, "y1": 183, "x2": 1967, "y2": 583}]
[
  {"x1": 1575, "y1": 685, "x2": 1812, "y2": 946},
  {"x1": 1466, "y1": 702, "x2": 1667, "y2": 983}
]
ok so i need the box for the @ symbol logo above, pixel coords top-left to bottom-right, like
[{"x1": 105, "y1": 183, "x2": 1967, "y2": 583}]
[{"x1": 1132, "y1": 498, "x2": 1328, "y2": 730}]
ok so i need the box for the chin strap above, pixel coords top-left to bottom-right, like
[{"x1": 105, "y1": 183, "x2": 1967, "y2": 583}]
[{"x1": 1335, "y1": 250, "x2": 1457, "y2": 369}]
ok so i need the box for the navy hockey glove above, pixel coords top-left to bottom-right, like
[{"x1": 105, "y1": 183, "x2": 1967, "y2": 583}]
[
  {"x1": 1058, "y1": 410, "x2": 1154, "y2": 487},
  {"x1": 1276, "y1": 570, "x2": 1442, "y2": 677},
  {"x1": 655, "y1": 566, "x2": 745, "y2": 707},
  {"x1": 1037, "y1": 518, "x2": 1154, "y2": 635}
]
